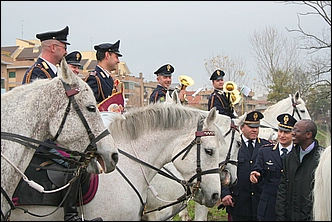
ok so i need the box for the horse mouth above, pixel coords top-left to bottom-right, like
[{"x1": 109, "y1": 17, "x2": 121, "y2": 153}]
[{"x1": 95, "y1": 155, "x2": 105, "y2": 173}]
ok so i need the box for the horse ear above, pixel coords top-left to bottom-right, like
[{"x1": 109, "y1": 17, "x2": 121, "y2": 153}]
[
  {"x1": 234, "y1": 112, "x2": 247, "y2": 127},
  {"x1": 171, "y1": 90, "x2": 181, "y2": 104},
  {"x1": 164, "y1": 91, "x2": 173, "y2": 104},
  {"x1": 58, "y1": 57, "x2": 75, "y2": 84},
  {"x1": 295, "y1": 91, "x2": 300, "y2": 100},
  {"x1": 205, "y1": 107, "x2": 217, "y2": 127}
]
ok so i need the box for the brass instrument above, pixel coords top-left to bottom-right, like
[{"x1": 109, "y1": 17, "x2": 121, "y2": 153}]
[
  {"x1": 178, "y1": 75, "x2": 195, "y2": 90},
  {"x1": 223, "y1": 81, "x2": 241, "y2": 105}
]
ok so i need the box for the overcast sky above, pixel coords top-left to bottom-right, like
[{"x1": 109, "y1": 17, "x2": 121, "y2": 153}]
[{"x1": 1, "y1": 1, "x2": 326, "y2": 95}]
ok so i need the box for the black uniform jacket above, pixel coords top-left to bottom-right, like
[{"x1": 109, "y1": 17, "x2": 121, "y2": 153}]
[
  {"x1": 22, "y1": 58, "x2": 56, "y2": 84},
  {"x1": 208, "y1": 89, "x2": 235, "y2": 118},
  {"x1": 221, "y1": 136, "x2": 270, "y2": 217},
  {"x1": 275, "y1": 139, "x2": 324, "y2": 221},
  {"x1": 253, "y1": 143, "x2": 286, "y2": 221},
  {"x1": 149, "y1": 84, "x2": 171, "y2": 103},
  {"x1": 84, "y1": 66, "x2": 114, "y2": 104}
]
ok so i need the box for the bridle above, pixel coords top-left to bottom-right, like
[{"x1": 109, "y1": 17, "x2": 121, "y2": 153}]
[
  {"x1": 116, "y1": 116, "x2": 233, "y2": 219},
  {"x1": 291, "y1": 97, "x2": 303, "y2": 120},
  {"x1": 1, "y1": 80, "x2": 110, "y2": 221}
]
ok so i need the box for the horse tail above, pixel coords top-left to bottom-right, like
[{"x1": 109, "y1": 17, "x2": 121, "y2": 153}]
[{"x1": 313, "y1": 145, "x2": 331, "y2": 221}]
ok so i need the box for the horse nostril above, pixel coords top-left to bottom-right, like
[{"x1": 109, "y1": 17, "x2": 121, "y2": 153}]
[
  {"x1": 112, "y1": 153, "x2": 119, "y2": 164},
  {"x1": 212, "y1": 193, "x2": 220, "y2": 201}
]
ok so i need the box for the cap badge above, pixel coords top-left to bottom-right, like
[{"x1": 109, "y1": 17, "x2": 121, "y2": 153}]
[
  {"x1": 76, "y1": 53, "x2": 81, "y2": 60},
  {"x1": 167, "y1": 65, "x2": 171, "y2": 72},
  {"x1": 284, "y1": 115, "x2": 289, "y2": 124},
  {"x1": 253, "y1": 112, "x2": 258, "y2": 120},
  {"x1": 217, "y1": 70, "x2": 220, "y2": 76}
]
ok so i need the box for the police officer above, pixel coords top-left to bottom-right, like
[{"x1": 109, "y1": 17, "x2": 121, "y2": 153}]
[
  {"x1": 20, "y1": 27, "x2": 102, "y2": 221},
  {"x1": 84, "y1": 40, "x2": 122, "y2": 104},
  {"x1": 149, "y1": 64, "x2": 174, "y2": 103},
  {"x1": 250, "y1": 113, "x2": 297, "y2": 221},
  {"x1": 207, "y1": 69, "x2": 236, "y2": 118},
  {"x1": 65, "y1": 51, "x2": 82, "y2": 75},
  {"x1": 221, "y1": 111, "x2": 270, "y2": 221},
  {"x1": 22, "y1": 26, "x2": 70, "y2": 84}
]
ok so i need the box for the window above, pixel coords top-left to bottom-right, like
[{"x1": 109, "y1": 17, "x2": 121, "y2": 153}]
[{"x1": 9, "y1": 71, "x2": 16, "y2": 78}]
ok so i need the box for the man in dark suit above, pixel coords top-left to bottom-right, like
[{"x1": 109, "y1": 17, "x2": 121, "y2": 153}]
[
  {"x1": 250, "y1": 113, "x2": 297, "y2": 221},
  {"x1": 22, "y1": 26, "x2": 70, "y2": 84},
  {"x1": 221, "y1": 111, "x2": 270, "y2": 221},
  {"x1": 207, "y1": 69, "x2": 236, "y2": 118},
  {"x1": 84, "y1": 40, "x2": 122, "y2": 104}
]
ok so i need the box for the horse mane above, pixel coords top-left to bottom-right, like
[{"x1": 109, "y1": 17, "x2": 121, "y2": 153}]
[
  {"x1": 108, "y1": 103, "x2": 224, "y2": 141},
  {"x1": 1, "y1": 78, "x2": 50, "y2": 100},
  {"x1": 312, "y1": 145, "x2": 331, "y2": 221}
]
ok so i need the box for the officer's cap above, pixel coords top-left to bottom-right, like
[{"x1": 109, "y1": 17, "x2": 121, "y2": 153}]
[
  {"x1": 36, "y1": 26, "x2": 70, "y2": 45},
  {"x1": 277, "y1": 113, "x2": 297, "y2": 132},
  {"x1": 94, "y1": 40, "x2": 122, "y2": 57},
  {"x1": 210, "y1": 69, "x2": 225, "y2": 81},
  {"x1": 244, "y1": 111, "x2": 264, "y2": 128},
  {"x1": 65, "y1": 51, "x2": 82, "y2": 67},
  {"x1": 154, "y1": 64, "x2": 174, "y2": 76}
]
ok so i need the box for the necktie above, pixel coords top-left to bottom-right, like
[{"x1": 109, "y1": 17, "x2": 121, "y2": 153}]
[
  {"x1": 281, "y1": 148, "x2": 288, "y2": 160},
  {"x1": 248, "y1": 140, "x2": 254, "y2": 155}
]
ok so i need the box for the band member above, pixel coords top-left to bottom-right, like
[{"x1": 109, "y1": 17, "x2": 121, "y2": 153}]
[
  {"x1": 84, "y1": 40, "x2": 122, "y2": 104},
  {"x1": 207, "y1": 69, "x2": 236, "y2": 118}
]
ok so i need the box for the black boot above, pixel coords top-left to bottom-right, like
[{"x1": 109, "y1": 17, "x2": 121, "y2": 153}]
[{"x1": 63, "y1": 171, "x2": 103, "y2": 221}]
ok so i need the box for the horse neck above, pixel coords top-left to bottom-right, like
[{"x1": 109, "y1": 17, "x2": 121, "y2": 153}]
[
  {"x1": 115, "y1": 127, "x2": 196, "y2": 182},
  {"x1": 262, "y1": 98, "x2": 290, "y2": 126}
]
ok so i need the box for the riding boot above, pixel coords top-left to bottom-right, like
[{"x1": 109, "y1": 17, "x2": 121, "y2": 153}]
[{"x1": 63, "y1": 172, "x2": 102, "y2": 221}]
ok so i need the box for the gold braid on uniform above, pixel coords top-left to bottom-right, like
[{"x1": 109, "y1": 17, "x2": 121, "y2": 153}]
[{"x1": 25, "y1": 64, "x2": 52, "y2": 84}]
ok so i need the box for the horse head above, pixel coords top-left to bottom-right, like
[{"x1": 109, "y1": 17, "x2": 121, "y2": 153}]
[{"x1": 46, "y1": 58, "x2": 119, "y2": 174}]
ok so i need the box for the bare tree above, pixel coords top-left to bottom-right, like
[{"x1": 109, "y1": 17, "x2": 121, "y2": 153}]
[
  {"x1": 203, "y1": 54, "x2": 247, "y2": 88},
  {"x1": 249, "y1": 26, "x2": 304, "y2": 100}
]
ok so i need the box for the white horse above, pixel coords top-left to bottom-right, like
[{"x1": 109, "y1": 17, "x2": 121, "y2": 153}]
[
  {"x1": 313, "y1": 145, "x2": 331, "y2": 221},
  {"x1": 10, "y1": 102, "x2": 234, "y2": 221},
  {"x1": 142, "y1": 92, "x2": 244, "y2": 221},
  {"x1": 1, "y1": 58, "x2": 118, "y2": 221},
  {"x1": 259, "y1": 91, "x2": 311, "y2": 141}
]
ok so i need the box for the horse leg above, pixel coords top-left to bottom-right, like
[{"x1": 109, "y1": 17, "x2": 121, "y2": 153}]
[{"x1": 194, "y1": 203, "x2": 208, "y2": 221}]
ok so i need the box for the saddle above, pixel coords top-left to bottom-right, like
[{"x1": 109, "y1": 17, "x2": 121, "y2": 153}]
[{"x1": 12, "y1": 154, "x2": 99, "y2": 207}]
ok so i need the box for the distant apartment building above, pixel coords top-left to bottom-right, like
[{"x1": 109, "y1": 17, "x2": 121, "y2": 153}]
[{"x1": 1, "y1": 38, "x2": 267, "y2": 112}]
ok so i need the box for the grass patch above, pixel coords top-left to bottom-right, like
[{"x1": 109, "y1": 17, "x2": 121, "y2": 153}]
[{"x1": 173, "y1": 200, "x2": 228, "y2": 221}]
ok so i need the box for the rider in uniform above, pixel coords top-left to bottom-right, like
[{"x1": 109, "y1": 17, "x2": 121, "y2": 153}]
[
  {"x1": 84, "y1": 41, "x2": 122, "y2": 104},
  {"x1": 149, "y1": 64, "x2": 174, "y2": 103},
  {"x1": 20, "y1": 27, "x2": 102, "y2": 221},
  {"x1": 207, "y1": 69, "x2": 236, "y2": 118},
  {"x1": 22, "y1": 26, "x2": 70, "y2": 84}
]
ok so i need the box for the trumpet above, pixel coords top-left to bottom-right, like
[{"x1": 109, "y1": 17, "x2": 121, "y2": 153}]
[
  {"x1": 178, "y1": 75, "x2": 195, "y2": 90},
  {"x1": 223, "y1": 81, "x2": 241, "y2": 105}
]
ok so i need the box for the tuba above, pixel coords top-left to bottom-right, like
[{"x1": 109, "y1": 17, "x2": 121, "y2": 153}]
[
  {"x1": 178, "y1": 75, "x2": 195, "y2": 90},
  {"x1": 223, "y1": 81, "x2": 241, "y2": 105}
]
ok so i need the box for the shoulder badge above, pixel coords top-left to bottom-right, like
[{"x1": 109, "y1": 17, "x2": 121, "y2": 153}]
[
  {"x1": 41, "y1": 61, "x2": 49, "y2": 70},
  {"x1": 100, "y1": 72, "x2": 106, "y2": 78}
]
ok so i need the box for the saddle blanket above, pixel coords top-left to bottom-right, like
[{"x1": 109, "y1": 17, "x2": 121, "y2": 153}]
[{"x1": 12, "y1": 154, "x2": 98, "y2": 206}]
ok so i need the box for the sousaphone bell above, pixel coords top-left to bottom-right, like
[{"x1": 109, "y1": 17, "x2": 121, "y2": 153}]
[
  {"x1": 223, "y1": 81, "x2": 241, "y2": 105},
  {"x1": 178, "y1": 75, "x2": 195, "y2": 90}
]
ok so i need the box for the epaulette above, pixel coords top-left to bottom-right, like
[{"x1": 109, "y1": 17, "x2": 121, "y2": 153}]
[{"x1": 261, "y1": 143, "x2": 276, "y2": 148}]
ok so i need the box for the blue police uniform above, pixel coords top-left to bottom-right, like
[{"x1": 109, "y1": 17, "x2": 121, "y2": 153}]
[
  {"x1": 149, "y1": 64, "x2": 175, "y2": 104},
  {"x1": 22, "y1": 26, "x2": 70, "y2": 84},
  {"x1": 253, "y1": 113, "x2": 297, "y2": 221},
  {"x1": 84, "y1": 41, "x2": 122, "y2": 104},
  {"x1": 207, "y1": 69, "x2": 235, "y2": 118},
  {"x1": 221, "y1": 111, "x2": 269, "y2": 221}
]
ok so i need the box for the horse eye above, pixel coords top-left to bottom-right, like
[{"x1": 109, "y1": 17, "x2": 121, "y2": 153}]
[
  {"x1": 87, "y1": 105, "x2": 96, "y2": 112},
  {"x1": 300, "y1": 110, "x2": 305, "y2": 113},
  {"x1": 205, "y1": 149, "x2": 213, "y2": 156}
]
